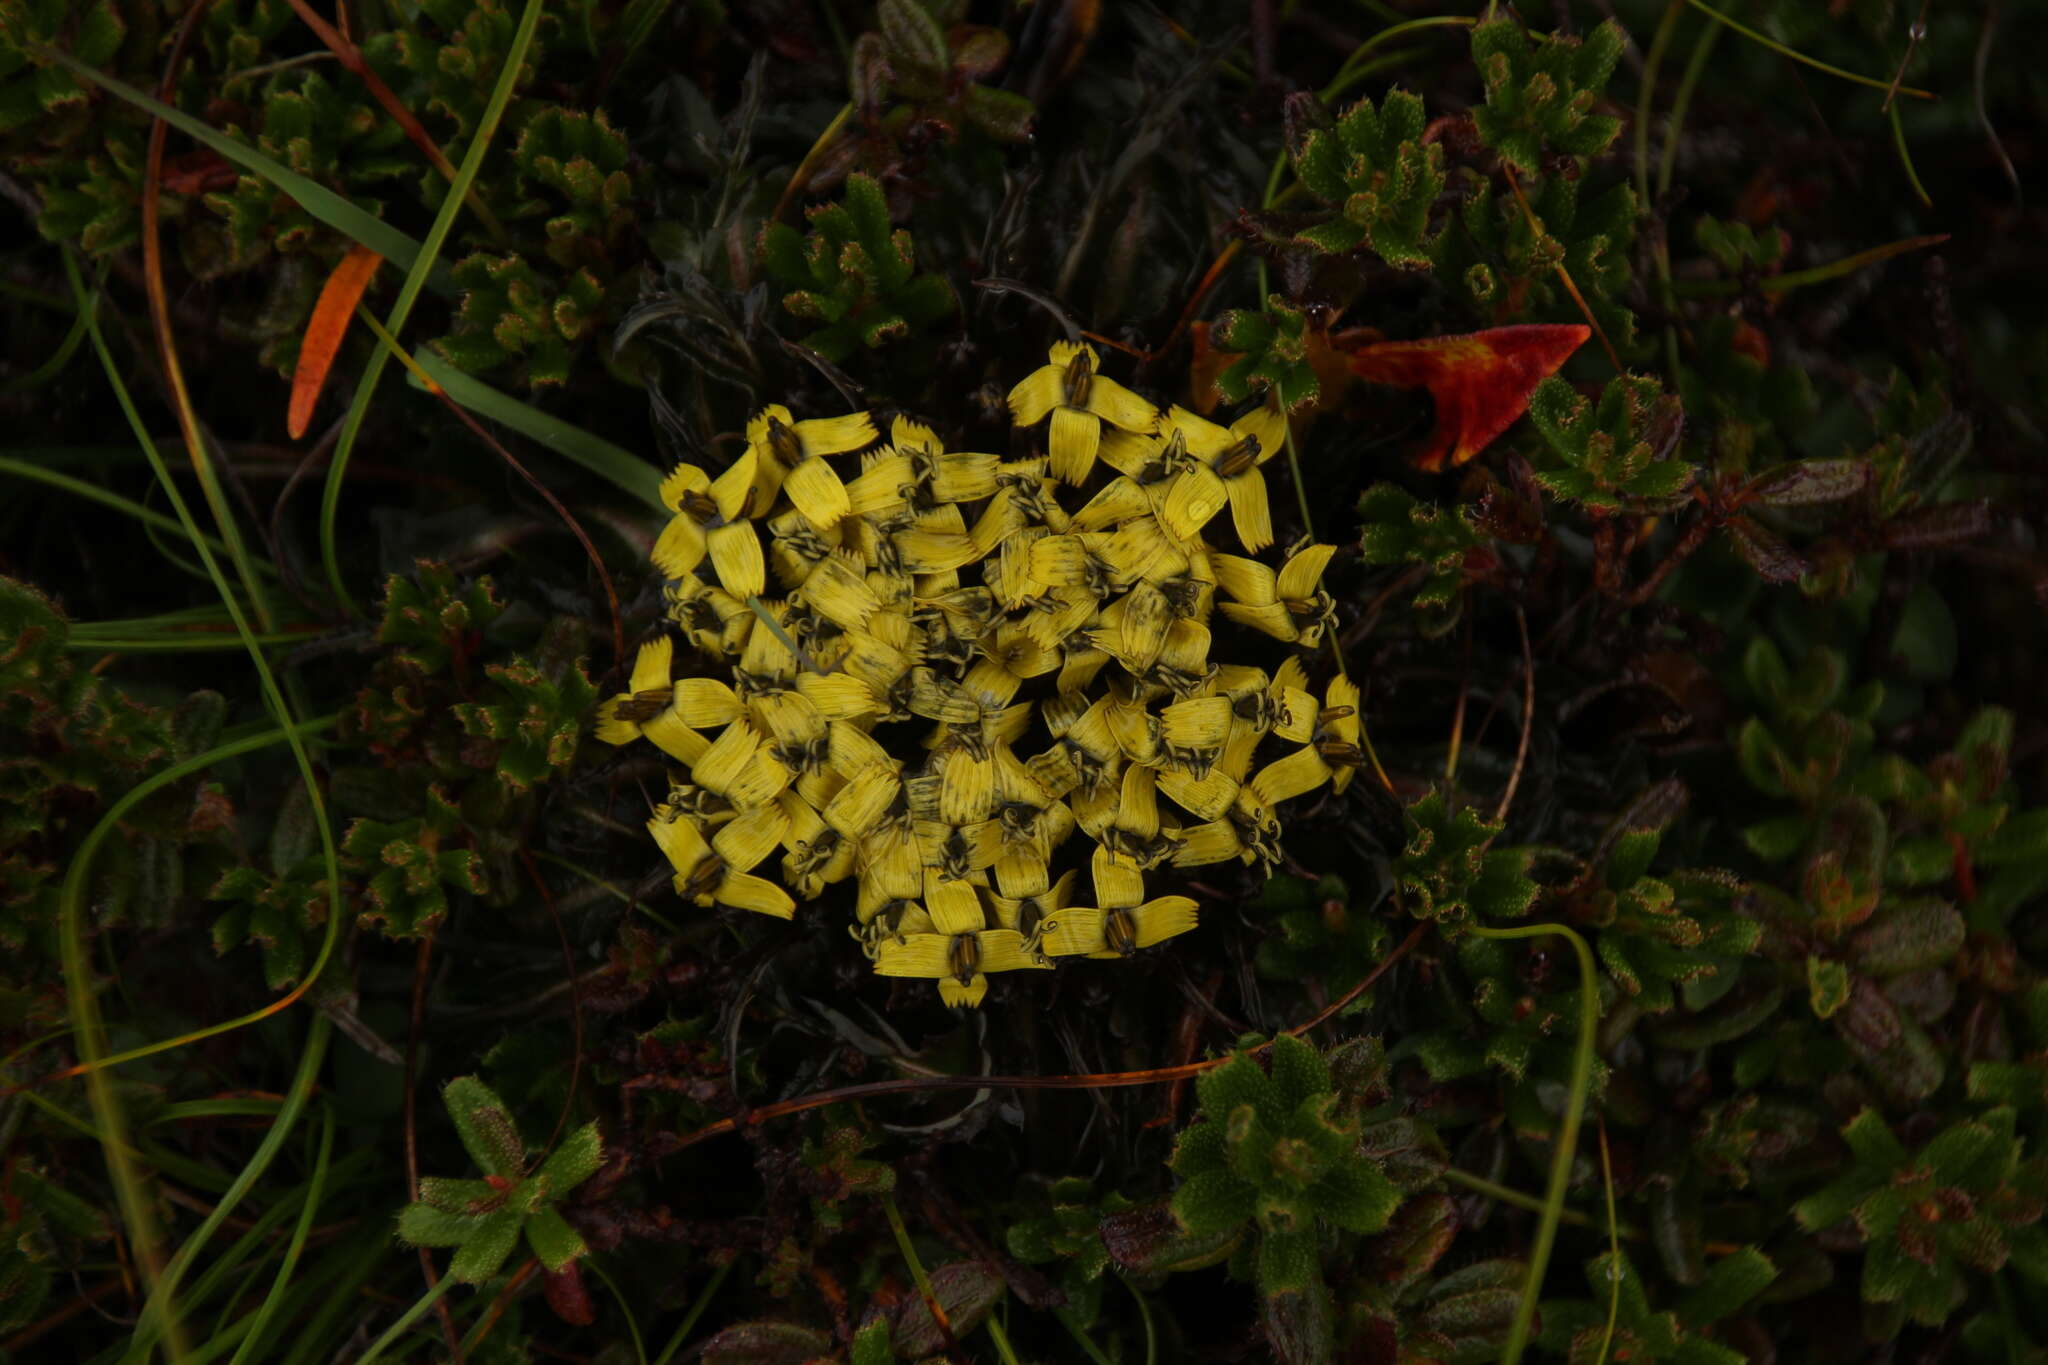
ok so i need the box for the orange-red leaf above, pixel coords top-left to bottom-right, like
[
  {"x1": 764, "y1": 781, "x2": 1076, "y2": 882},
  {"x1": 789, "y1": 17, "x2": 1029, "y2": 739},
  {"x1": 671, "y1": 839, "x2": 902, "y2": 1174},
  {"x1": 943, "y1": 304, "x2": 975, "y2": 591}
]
[
  {"x1": 1346, "y1": 323, "x2": 1590, "y2": 472},
  {"x1": 288, "y1": 245, "x2": 382, "y2": 440}
]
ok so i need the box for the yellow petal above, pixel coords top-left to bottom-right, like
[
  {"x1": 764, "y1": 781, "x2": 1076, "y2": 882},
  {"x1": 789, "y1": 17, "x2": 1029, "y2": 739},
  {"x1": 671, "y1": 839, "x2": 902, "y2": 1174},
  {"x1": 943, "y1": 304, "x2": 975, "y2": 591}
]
[
  {"x1": 1007, "y1": 361, "x2": 1066, "y2": 427},
  {"x1": 783, "y1": 454, "x2": 853, "y2": 528},
  {"x1": 797, "y1": 673, "x2": 881, "y2": 721},
  {"x1": 672, "y1": 677, "x2": 742, "y2": 728},
  {"x1": 712, "y1": 447, "x2": 766, "y2": 520},
  {"x1": 1225, "y1": 471, "x2": 1274, "y2": 553},
  {"x1": 1231, "y1": 405, "x2": 1287, "y2": 460},
  {"x1": 1272, "y1": 687, "x2": 1318, "y2": 743},
  {"x1": 1251, "y1": 746, "x2": 1333, "y2": 806},
  {"x1": 721, "y1": 871, "x2": 797, "y2": 919},
  {"x1": 712, "y1": 802, "x2": 790, "y2": 872},
  {"x1": 1026, "y1": 534, "x2": 1097, "y2": 590},
  {"x1": 592, "y1": 700, "x2": 640, "y2": 747},
  {"x1": 1160, "y1": 695, "x2": 1232, "y2": 773},
  {"x1": 935, "y1": 973, "x2": 989, "y2": 1008},
  {"x1": 995, "y1": 847, "x2": 1052, "y2": 900},
  {"x1": 924, "y1": 874, "x2": 985, "y2": 935},
  {"x1": 1071, "y1": 477, "x2": 1153, "y2": 532},
  {"x1": 706, "y1": 522, "x2": 766, "y2": 599},
  {"x1": 647, "y1": 809, "x2": 712, "y2": 874},
  {"x1": 643, "y1": 711, "x2": 711, "y2": 765},
  {"x1": 1048, "y1": 405, "x2": 1100, "y2": 486},
  {"x1": 827, "y1": 721, "x2": 893, "y2": 775},
  {"x1": 1163, "y1": 405, "x2": 1233, "y2": 457},
  {"x1": 1085, "y1": 375, "x2": 1160, "y2": 435},
  {"x1": 929, "y1": 452, "x2": 1000, "y2": 504},
  {"x1": 1211, "y1": 553, "x2": 1279, "y2": 606},
  {"x1": 1218, "y1": 601, "x2": 1299, "y2": 642},
  {"x1": 1038, "y1": 908, "x2": 1104, "y2": 957},
  {"x1": 961, "y1": 659, "x2": 1024, "y2": 710},
  {"x1": 795, "y1": 410, "x2": 878, "y2": 456},
  {"x1": 894, "y1": 528, "x2": 982, "y2": 575},
  {"x1": 798, "y1": 551, "x2": 880, "y2": 630},
  {"x1": 1097, "y1": 428, "x2": 1166, "y2": 480},
  {"x1": 875, "y1": 931, "x2": 952, "y2": 980},
  {"x1": 754, "y1": 691, "x2": 828, "y2": 751},
  {"x1": 1277, "y1": 542, "x2": 1338, "y2": 602},
  {"x1": 937, "y1": 749, "x2": 996, "y2": 824},
  {"x1": 1128, "y1": 896, "x2": 1197, "y2": 948},
  {"x1": 860, "y1": 826, "x2": 925, "y2": 899},
  {"x1": 1161, "y1": 465, "x2": 1229, "y2": 542},
  {"x1": 651, "y1": 512, "x2": 708, "y2": 580},
  {"x1": 1099, "y1": 516, "x2": 1180, "y2": 587},
  {"x1": 625, "y1": 636, "x2": 674, "y2": 694},
  {"x1": 976, "y1": 929, "x2": 1047, "y2": 974},
  {"x1": 1119, "y1": 582, "x2": 1174, "y2": 668},
  {"x1": 1055, "y1": 644, "x2": 1111, "y2": 694},
  {"x1": 1172, "y1": 818, "x2": 1244, "y2": 866},
  {"x1": 1116, "y1": 764, "x2": 1162, "y2": 838},
  {"x1": 1159, "y1": 763, "x2": 1239, "y2": 821},
  {"x1": 845, "y1": 453, "x2": 916, "y2": 516},
  {"x1": 1091, "y1": 845, "x2": 1146, "y2": 908},
  {"x1": 659, "y1": 461, "x2": 711, "y2": 510},
  {"x1": 890, "y1": 415, "x2": 939, "y2": 451}
]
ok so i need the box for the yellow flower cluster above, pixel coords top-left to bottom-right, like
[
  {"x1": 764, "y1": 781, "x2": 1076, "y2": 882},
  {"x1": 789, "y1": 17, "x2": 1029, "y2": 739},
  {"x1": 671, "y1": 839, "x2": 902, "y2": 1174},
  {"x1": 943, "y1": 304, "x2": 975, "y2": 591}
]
[{"x1": 597, "y1": 342, "x2": 1363, "y2": 1007}]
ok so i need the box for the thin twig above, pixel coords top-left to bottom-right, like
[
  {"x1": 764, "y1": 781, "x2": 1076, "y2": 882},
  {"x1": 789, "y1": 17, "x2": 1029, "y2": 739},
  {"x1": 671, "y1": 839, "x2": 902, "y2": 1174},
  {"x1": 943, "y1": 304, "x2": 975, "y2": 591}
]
[
  {"x1": 404, "y1": 934, "x2": 465, "y2": 1363},
  {"x1": 351, "y1": 306, "x2": 627, "y2": 676},
  {"x1": 1494, "y1": 606, "x2": 1536, "y2": 824},
  {"x1": 522, "y1": 850, "x2": 587, "y2": 1156},
  {"x1": 662, "y1": 923, "x2": 1429, "y2": 1154}
]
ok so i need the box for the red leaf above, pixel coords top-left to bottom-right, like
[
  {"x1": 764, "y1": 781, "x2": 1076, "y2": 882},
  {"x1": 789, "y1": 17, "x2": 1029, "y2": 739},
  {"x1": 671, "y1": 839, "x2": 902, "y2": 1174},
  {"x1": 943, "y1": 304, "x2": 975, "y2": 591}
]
[
  {"x1": 542, "y1": 1262, "x2": 595, "y2": 1326},
  {"x1": 1345, "y1": 324, "x2": 1590, "y2": 471},
  {"x1": 288, "y1": 245, "x2": 382, "y2": 440}
]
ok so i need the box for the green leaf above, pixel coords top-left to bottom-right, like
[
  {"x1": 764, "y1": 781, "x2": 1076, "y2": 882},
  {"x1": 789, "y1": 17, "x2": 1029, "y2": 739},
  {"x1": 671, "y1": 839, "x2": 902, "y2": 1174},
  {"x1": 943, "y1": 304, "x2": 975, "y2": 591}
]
[
  {"x1": 1311, "y1": 1160, "x2": 1400, "y2": 1235},
  {"x1": 1172, "y1": 1168, "x2": 1256, "y2": 1237},
  {"x1": 396, "y1": 1202, "x2": 481, "y2": 1248},
  {"x1": 524, "y1": 1204, "x2": 586, "y2": 1272},
  {"x1": 536, "y1": 1121, "x2": 605, "y2": 1194},
  {"x1": 1197, "y1": 1050, "x2": 1274, "y2": 1124},
  {"x1": 1267, "y1": 1034, "x2": 1330, "y2": 1112},
  {"x1": 1676, "y1": 1247, "x2": 1774, "y2": 1325},
  {"x1": 1256, "y1": 1225, "x2": 1321, "y2": 1298},
  {"x1": 447, "y1": 1207, "x2": 523, "y2": 1284},
  {"x1": 1806, "y1": 956, "x2": 1852, "y2": 1019},
  {"x1": 443, "y1": 1076, "x2": 526, "y2": 1178}
]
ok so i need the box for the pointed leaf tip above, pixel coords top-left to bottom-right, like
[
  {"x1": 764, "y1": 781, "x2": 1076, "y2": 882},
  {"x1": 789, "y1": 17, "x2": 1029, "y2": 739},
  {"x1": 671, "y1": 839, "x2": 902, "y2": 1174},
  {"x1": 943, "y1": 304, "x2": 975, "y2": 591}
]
[{"x1": 1346, "y1": 324, "x2": 1591, "y2": 470}]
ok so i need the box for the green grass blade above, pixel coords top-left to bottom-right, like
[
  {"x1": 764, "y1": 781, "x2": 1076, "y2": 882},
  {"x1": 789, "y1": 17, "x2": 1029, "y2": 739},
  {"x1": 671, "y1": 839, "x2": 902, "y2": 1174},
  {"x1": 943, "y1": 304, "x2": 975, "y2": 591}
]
[
  {"x1": 1679, "y1": 0, "x2": 1935, "y2": 98},
  {"x1": 36, "y1": 50, "x2": 448, "y2": 288},
  {"x1": 57, "y1": 718, "x2": 333, "y2": 1365},
  {"x1": 124, "y1": 1017, "x2": 334, "y2": 1363},
  {"x1": 411, "y1": 347, "x2": 666, "y2": 510},
  {"x1": 72, "y1": 253, "x2": 348, "y2": 1062},
  {"x1": 1467, "y1": 920, "x2": 1599, "y2": 1365},
  {"x1": 0, "y1": 455, "x2": 279, "y2": 576},
  {"x1": 644, "y1": 1253, "x2": 732, "y2": 1365},
  {"x1": 317, "y1": 0, "x2": 551, "y2": 614},
  {"x1": 353, "y1": 1273, "x2": 458, "y2": 1365},
  {"x1": 227, "y1": 1108, "x2": 339, "y2": 1365}
]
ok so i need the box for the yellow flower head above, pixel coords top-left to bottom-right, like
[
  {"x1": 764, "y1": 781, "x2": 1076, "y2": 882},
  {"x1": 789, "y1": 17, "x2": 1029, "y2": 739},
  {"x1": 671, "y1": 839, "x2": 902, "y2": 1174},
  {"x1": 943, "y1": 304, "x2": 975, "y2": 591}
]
[
  {"x1": 1159, "y1": 403, "x2": 1288, "y2": 552},
  {"x1": 1007, "y1": 342, "x2": 1159, "y2": 485},
  {"x1": 620, "y1": 354, "x2": 1357, "y2": 1008},
  {"x1": 745, "y1": 404, "x2": 878, "y2": 524}
]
